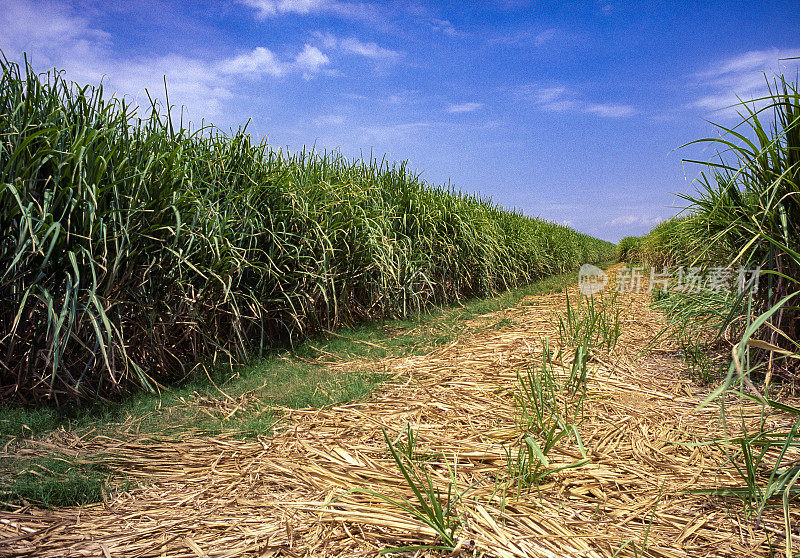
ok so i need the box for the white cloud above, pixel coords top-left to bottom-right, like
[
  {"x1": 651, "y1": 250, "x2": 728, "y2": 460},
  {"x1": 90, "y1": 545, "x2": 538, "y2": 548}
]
[
  {"x1": 715, "y1": 49, "x2": 793, "y2": 75},
  {"x1": 609, "y1": 215, "x2": 662, "y2": 226},
  {"x1": 385, "y1": 90, "x2": 419, "y2": 105},
  {"x1": 534, "y1": 28, "x2": 558, "y2": 46},
  {"x1": 110, "y1": 46, "x2": 329, "y2": 117},
  {"x1": 239, "y1": 0, "x2": 376, "y2": 21},
  {"x1": 339, "y1": 37, "x2": 400, "y2": 60},
  {"x1": 313, "y1": 33, "x2": 401, "y2": 62},
  {"x1": 219, "y1": 47, "x2": 285, "y2": 77},
  {"x1": 447, "y1": 102, "x2": 483, "y2": 113},
  {"x1": 691, "y1": 48, "x2": 800, "y2": 114},
  {"x1": 515, "y1": 85, "x2": 637, "y2": 117},
  {"x1": 239, "y1": 0, "x2": 332, "y2": 16},
  {"x1": 529, "y1": 87, "x2": 576, "y2": 111},
  {"x1": 314, "y1": 114, "x2": 345, "y2": 126},
  {"x1": 513, "y1": 85, "x2": 639, "y2": 118},
  {"x1": 294, "y1": 44, "x2": 330, "y2": 78},
  {"x1": 585, "y1": 103, "x2": 638, "y2": 118},
  {"x1": 429, "y1": 18, "x2": 460, "y2": 37}
]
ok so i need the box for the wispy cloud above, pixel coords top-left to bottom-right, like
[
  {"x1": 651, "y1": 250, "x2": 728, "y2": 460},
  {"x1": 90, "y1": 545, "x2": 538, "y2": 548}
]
[
  {"x1": 447, "y1": 102, "x2": 483, "y2": 113},
  {"x1": 691, "y1": 48, "x2": 800, "y2": 114},
  {"x1": 429, "y1": 18, "x2": 461, "y2": 37},
  {"x1": 314, "y1": 33, "x2": 401, "y2": 61},
  {"x1": 219, "y1": 47, "x2": 286, "y2": 77},
  {"x1": 514, "y1": 85, "x2": 638, "y2": 118},
  {"x1": 314, "y1": 114, "x2": 346, "y2": 126},
  {"x1": 534, "y1": 28, "x2": 558, "y2": 46},
  {"x1": 609, "y1": 214, "x2": 662, "y2": 227},
  {"x1": 598, "y1": 2, "x2": 614, "y2": 15},
  {"x1": 340, "y1": 37, "x2": 399, "y2": 60},
  {"x1": 239, "y1": 0, "x2": 377, "y2": 21},
  {"x1": 384, "y1": 90, "x2": 420, "y2": 105},
  {"x1": 240, "y1": 0, "x2": 329, "y2": 16},
  {"x1": 525, "y1": 87, "x2": 576, "y2": 111},
  {"x1": 585, "y1": 103, "x2": 638, "y2": 118}
]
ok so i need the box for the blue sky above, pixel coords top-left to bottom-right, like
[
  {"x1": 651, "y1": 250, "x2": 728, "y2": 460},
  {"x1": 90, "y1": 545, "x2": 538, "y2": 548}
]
[{"x1": 2, "y1": 0, "x2": 798, "y2": 241}]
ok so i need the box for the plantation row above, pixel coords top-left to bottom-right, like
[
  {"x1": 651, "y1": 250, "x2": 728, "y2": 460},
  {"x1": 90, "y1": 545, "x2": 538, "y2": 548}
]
[
  {"x1": 631, "y1": 78, "x2": 800, "y2": 538},
  {"x1": 0, "y1": 57, "x2": 614, "y2": 403},
  {"x1": 620, "y1": 76, "x2": 800, "y2": 384}
]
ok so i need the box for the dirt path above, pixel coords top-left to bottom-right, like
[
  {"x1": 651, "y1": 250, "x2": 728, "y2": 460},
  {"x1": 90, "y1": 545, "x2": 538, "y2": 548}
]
[{"x1": 1, "y1": 266, "x2": 796, "y2": 557}]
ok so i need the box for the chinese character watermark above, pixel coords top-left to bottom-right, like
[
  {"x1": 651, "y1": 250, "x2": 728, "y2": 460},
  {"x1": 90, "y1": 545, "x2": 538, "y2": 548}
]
[
  {"x1": 578, "y1": 264, "x2": 608, "y2": 295},
  {"x1": 579, "y1": 265, "x2": 761, "y2": 295}
]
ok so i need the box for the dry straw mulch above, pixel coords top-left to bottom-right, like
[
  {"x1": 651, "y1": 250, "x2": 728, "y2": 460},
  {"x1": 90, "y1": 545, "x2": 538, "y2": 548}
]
[{"x1": 1, "y1": 266, "x2": 798, "y2": 557}]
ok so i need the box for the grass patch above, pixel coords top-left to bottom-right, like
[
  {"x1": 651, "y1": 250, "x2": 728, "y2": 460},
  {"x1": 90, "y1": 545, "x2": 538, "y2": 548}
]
[
  {"x1": 0, "y1": 407, "x2": 62, "y2": 442},
  {"x1": 0, "y1": 454, "x2": 117, "y2": 508}
]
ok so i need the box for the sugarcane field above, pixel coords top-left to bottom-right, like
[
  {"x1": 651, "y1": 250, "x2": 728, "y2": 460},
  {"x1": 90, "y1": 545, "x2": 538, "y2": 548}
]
[{"x1": 1, "y1": 2, "x2": 799, "y2": 556}]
